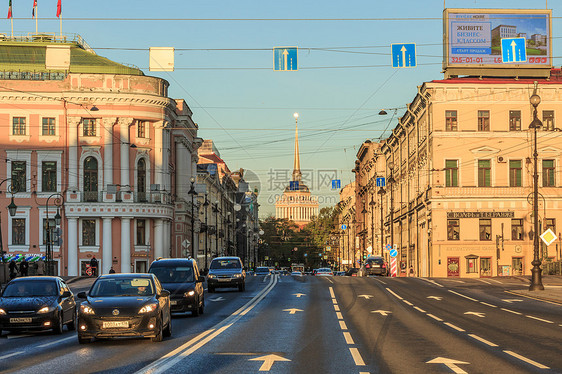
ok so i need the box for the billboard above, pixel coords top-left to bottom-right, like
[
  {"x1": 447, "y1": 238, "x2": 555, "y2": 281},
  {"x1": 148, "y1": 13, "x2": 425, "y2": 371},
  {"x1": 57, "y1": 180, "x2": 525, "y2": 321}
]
[{"x1": 443, "y1": 9, "x2": 551, "y2": 69}]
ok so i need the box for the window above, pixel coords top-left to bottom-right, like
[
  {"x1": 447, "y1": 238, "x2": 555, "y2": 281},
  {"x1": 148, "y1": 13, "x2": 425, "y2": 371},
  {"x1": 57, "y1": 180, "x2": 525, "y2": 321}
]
[
  {"x1": 83, "y1": 118, "x2": 96, "y2": 137},
  {"x1": 445, "y1": 160, "x2": 458, "y2": 187},
  {"x1": 84, "y1": 157, "x2": 98, "y2": 202},
  {"x1": 11, "y1": 161, "x2": 26, "y2": 192},
  {"x1": 138, "y1": 121, "x2": 147, "y2": 138},
  {"x1": 43, "y1": 218, "x2": 56, "y2": 245},
  {"x1": 478, "y1": 159, "x2": 491, "y2": 187},
  {"x1": 509, "y1": 160, "x2": 522, "y2": 187},
  {"x1": 42, "y1": 117, "x2": 55, "y2": 136},
  {"x1": 479, "y1": 219, "x2": 492, "y2": 241},
  {"x1": 511, "y1": 219, "x2": 523, "y2": 240},
  {"x1": 42, "y1": 161, "x2": 57, "y2": 192},
  {"x1": 137, "y1": 219, "x2": 146, "y2": 245},
  {"x1": 543, "y1": 110, "x2": 554, "y2": 131},
  {"x1": 12, "y1": 218, "x2": 25, "y2": 245},
  {"x1": 82, "y1": 219, "x2": 96, "y2": 246},
  {"x1": 478, "y1": 110, "x2": 490, "y2": 131},
  {"x1": 12, "y1": 117, "x2": 26, "y2": 135},
  {"x1": 445, "y1": 110, "x2": 457, "y2": 131},
  {"x1": 137, "y1": 159, "x2": 147, "y2": 202},
  {"x1": 509, "y1": 110, "x2": 521, "y2": 131},
  {"x1": 466, "y1": 257, "x2": 478, "y2": 273},
  {"x1": 542, "y1": 160, "x2": 555, "y2": 187},
  {"x1": 447, "y1": 219, "x2": 460, "y2": 240}
]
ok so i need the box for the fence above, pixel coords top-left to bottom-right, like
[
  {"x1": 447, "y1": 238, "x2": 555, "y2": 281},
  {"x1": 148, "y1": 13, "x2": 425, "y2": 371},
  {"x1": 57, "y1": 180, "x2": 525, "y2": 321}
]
[{"x1": 543, "y1": 261, "x2": 562, "y2": 275}]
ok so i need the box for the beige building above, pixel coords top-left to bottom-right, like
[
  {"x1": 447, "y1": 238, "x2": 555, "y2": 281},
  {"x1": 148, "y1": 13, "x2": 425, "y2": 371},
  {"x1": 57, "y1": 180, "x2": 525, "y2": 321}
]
[{"x1": 336, "y1": 181, "x2": 356, "y2": 269}]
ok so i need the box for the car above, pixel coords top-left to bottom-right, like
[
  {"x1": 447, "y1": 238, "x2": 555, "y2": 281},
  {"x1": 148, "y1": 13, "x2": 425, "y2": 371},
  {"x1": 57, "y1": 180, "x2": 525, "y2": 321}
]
[
  {"x1": 335, "y1": 271, "x2": 346, "y2": 276},
  {"x1": 291, "y1": 271, "x2": 302, "y2": 277},
  {"x1": 345, "y1": 268, "x2": 359, "y2": 277},
  {"x1": 255, "y1": 267, "x2": 270, "y2": 276},
  {"x1": 0, "y1": 276, "x2": 76, "y2": 335},
  {"x1": 148, "y1": 258, "x2": 205, "y2": 316},
  {"x1": 76, "y1": 273, "x2": 172, "y2": 344},
  {"x1": 361, "y1": 256, "x2": 389, "y2": 276},
  {"x1": 207, "y1": 256, "x2": 246, "y2": 292},
  {"x1": 315, "y1": 268, "x2": 334, "y2": 276}
]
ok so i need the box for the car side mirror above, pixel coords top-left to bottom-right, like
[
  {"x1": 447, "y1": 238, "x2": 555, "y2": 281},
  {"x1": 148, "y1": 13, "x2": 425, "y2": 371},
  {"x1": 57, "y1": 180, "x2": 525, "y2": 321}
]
[
  {"x1": 62, "y1": 290, "x2": 72, "y2": 298},
  {"x1": 197, "y1": 276, "x2": 205, "y2": 283},
  {"x1": 160, "y1": 289, "x2": 170, "y2": 298},
  {"x1": 77, "y1": 291, "x2": 87, "y2": 299}
]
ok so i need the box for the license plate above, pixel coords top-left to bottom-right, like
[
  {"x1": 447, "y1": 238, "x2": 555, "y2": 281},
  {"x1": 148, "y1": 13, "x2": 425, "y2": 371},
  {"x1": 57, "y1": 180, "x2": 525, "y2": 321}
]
[
  {"x1": 10, "y1": 317, "x2": 32, "y2": 323},
  {"x1": 170, "y1": 300, "x2": 178, "y2": 305},
  {"x1": 218, "y1": 278, "x2": 231, "y2": 282},
  {"x1": 374, "y1": 265, "x2": 380, "y2": 268},
  {"x1": 102, "y1": 321, "x2": 129, "y2": 328}
]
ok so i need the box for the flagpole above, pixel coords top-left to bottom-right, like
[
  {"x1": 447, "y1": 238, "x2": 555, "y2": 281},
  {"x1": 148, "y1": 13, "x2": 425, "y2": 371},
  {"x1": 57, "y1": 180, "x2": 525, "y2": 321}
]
[
  {"x1": 35, "y1": 7, "x2": 38, "y2": 34},
  {"x1": 10, "y1": 18, "x2": 13, "y2": 38},
  {"x1": 59, "y1": 16, "x2": 62, "y2": 37}
]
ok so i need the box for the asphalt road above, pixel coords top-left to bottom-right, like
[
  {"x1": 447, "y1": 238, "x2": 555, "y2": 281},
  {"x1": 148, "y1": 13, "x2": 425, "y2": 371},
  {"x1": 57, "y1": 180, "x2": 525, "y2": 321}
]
[{"x1": 0, "y1": 275, "x2": 560, "y2": 374}]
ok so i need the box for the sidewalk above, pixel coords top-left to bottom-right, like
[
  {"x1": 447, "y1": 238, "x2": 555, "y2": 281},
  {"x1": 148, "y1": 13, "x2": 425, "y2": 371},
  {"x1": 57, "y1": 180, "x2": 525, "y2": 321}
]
[{"x1": 507, "y1": 275, "x2": 562, "y2": 304}]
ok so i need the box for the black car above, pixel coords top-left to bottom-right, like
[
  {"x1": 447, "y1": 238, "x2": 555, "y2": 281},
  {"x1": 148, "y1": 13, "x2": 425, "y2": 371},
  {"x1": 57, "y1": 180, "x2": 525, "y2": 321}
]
[
  {"x1": 148, "y1": 258, "x2": 205, "y2": 316},
  {"x1": 361, "y1": 256, "x2": 389, "y2": 276},
  {"x1": 76, "y1": 273, "x2": 171, "y2": 344},
  {"x1": 207, "y1": 257, "x2": 245, "y2": 292},
  {"x1": 0, "y1": 276, "x2": 76, "y2": 334}
]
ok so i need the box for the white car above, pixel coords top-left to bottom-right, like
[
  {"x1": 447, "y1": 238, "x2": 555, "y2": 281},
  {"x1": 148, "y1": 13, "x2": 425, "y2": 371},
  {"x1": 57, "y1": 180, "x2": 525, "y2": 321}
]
[
  {"x1": 292, "y1": 271, "x2": 302, "y2": 277},
  {"x1": 315, "y1": 268, "x2": 334, "y2": 276}
]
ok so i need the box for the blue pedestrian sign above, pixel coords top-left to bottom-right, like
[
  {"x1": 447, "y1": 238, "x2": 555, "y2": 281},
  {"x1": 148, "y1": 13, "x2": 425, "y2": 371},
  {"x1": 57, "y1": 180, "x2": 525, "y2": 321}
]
[
  {"x1": 274, "y1": 47, "x2": 298, "y2": 71},
  {"x1": 501, "y1": 38, "x2": 526, "y2": 63},
  {"x1": 385, "y1": 244, "x2": 392, "y2": 251},
  {"x1": 332, "y1": 179, "x2": 341, "y2": 190},
  {"x1": 389, "y1": 249, "x2": 398, "y2": 258},
  {"x1": 341, "y1": 224, "x2": 347, "y2": 230},
  {"x1": 391, "y1": 43, "x2": 416, "y2": 68},
  {"x1": 289, "y1": 181, "x2": 299, "y2": 191},
  {"x1": 376, "y1": 177, "x2": 386, "y2": 187}
]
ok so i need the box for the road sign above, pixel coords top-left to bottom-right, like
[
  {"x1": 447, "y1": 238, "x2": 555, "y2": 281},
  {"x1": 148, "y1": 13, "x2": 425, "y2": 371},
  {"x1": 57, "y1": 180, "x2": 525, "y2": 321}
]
[
  {"x1": 376, "y1": 177, "x2": 386, "y2": 187},
  {"x1": 289, "y1": 181, "x2": 299, "y2": 190},
  {"x1": 385, "y1": 244, "x2": 392, "y2": 251},
  {"x1": 389, "y1": 249, "x2": 398, "y2": 258},
  {"x1": 341, "y1": 224, "x2": 347, "y2": 230},
  {"x1": 501, "y1": 37, "x2": 526, "y2": 63},
  {"x1": 540, "y1": 228, "x2": 557, "y2": 246},
  {"x1": 391, "y1": 43, "x2": 416, "y2": 68},
  {"x1": 274, "y1": 47, "x2": 298, "y2": 71},
  {"x1": 331, "y1": 179, "x2": 341, "y2": 189}
]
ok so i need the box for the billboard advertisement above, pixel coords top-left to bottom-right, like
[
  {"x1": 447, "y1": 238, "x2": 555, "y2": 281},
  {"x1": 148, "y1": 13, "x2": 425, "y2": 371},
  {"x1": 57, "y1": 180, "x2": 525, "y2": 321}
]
[{"x1": 444, "y1": 9, "x2": 551, "y2": 69}]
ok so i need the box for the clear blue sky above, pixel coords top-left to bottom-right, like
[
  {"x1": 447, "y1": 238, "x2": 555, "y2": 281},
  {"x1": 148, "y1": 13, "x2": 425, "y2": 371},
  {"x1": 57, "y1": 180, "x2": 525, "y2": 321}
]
[{"x1": 7, "y1": 0, "x2": 557, "y2": 217}]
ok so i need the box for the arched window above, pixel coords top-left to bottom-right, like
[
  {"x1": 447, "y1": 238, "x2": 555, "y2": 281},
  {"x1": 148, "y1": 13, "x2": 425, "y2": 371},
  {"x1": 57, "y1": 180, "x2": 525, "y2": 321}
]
[
  {"x1": 84, "y1": 156, "x2": 98, "y2": 202},
  {"x1": 137, "y1": 158, "x2": 147, "y2": 202}
]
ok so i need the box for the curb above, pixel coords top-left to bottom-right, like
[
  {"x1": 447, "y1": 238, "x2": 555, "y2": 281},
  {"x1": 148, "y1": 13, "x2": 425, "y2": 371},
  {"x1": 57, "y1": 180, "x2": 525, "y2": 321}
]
[{"x1": 507, "y1": 290, "x2": 562, "y2": 305}]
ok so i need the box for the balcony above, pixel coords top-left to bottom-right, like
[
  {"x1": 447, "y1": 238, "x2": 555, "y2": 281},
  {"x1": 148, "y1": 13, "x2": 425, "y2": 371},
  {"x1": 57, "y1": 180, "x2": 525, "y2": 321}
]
[
  {"x1": 433, "y1": 186, "x2": 528, "y2": 198},
  {"x1": 77, "y1": 191, "x2": 172, "y2": 204}
]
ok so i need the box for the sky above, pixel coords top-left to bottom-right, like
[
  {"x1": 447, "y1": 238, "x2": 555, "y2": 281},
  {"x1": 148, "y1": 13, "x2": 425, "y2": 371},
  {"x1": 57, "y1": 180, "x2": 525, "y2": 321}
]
[{"x1": 5, "y1": 0, "x2": 558, "y2": 217}]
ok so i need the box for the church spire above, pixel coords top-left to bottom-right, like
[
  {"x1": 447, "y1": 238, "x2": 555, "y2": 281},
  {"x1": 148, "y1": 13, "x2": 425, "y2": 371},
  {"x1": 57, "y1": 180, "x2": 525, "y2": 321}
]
[{"x1": 292, "y1": 112, "x2": 302, "y2": 182}]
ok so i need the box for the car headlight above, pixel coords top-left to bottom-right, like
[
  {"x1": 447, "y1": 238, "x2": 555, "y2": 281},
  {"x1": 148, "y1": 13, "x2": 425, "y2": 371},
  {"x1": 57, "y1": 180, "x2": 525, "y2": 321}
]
[
  {"x1": 80, "y1": 304, "x2": 95, "y2": 315},
  {"x1": 139, "y1": 303, "x2": 158, "y2": 314},
  {"x1": 38, "y1": 306, "x2": 53, "y2": 314},
  {"x1": 233, "y1": 273, "x2": 243, "y2": 278},
  {"x1": 0, "y1": 308, "x2": 6, "y2": 315},
  {"x1": 207, "y1": 274, "x2": 216, "y2": 279},
  {"x1": 184, "y1": 290, "x2": 195, "y2": 297}
]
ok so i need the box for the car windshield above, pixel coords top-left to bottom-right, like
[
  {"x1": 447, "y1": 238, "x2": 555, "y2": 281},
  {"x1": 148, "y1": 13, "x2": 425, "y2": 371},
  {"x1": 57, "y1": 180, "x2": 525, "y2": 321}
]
[
  {"x1": 368, "y1": 258, "x2": 384, "y2": 265},
  {"x1": 150, "y1": 266, "x2": 195, "y2": 283},
  {"x1": 256, "y1": 267, "x2": 269, "y2": 273},
  {"x1": 89, "y1": 278, "x2": 155, "y2": 297},
  {"x1": 210, "y1": 259, "x2": 241, "y2": 269},
  {"x1": 3, "y1": 281, "x2": 58, "y2": 297}
]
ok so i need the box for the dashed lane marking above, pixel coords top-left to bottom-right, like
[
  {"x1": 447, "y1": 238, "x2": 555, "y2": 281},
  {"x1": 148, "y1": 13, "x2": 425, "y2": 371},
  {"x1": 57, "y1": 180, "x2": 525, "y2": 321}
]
[
  {"x1": 500, "y1": 308, "x2": 522, "y2": 315},
  {"x1": 444, "y1": 322, "x2": 465, "y2": 332},
  {"x1": 479, "y1": 302, "x2": 497, "y2": 308},
  {"x1": 332, "y1": 298, "x2": 338, "y2": 304},
  {"x1": 0, "y1": 351, "x2": 24, "y2": 360},
  {"x1": 525, "y1": 315, "x2": 554, "y2": 324},
  {"x1": 476, "y1": 279, "x2": 492, "y2": 285},
  {"x1": 349, "y1": 348, "x2": 366, "y2": 366},
  {"x1": 329, "y1": 288, "x2": 335, "y2": 298},
  {"x1": 373, "y1": 277, "x2": 386, "y2": 285},
  {"x1": 468, "y1": 334, "x2": 498, "y2": 347},
  {"x1": 339, "y1": 321, "x2": 348, "y2": 330},
  {"x1": 449, "y1": 290, "x2": 478, "y2": 302},
  {"x1": 334, "y1": 304, "x2": 340, "y2": 311},
  {"x1": 336, "y1": 312, "x2": 343, "y2": 319},
  {"x1": 402, "y1": 300, "x2": 413, "y2": 306},
  {"x1": 427, "y1": 314, "x2": 443, "y2": 322},
  {"x1": 414, "y1": 306, "x2": 426, "y2": 313},
  {"x1": 419, "y1": 278, "x2": 444, "y2": 287},
  {"x1": 343, "y1": 331, "x2": 355, "y2": 344},
  {"x1": 503, "y1": 350, "x2": 550, "y2": 369},
  {"x1": 385, "y1": 288, "x2": 403, "y2": 300}
]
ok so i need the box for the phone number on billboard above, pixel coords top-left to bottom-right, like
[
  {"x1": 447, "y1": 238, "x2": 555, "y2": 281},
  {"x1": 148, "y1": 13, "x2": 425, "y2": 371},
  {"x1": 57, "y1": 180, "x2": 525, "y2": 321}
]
[{"x1": 450, "y1": 57, "x2": 548, "y2": 64}]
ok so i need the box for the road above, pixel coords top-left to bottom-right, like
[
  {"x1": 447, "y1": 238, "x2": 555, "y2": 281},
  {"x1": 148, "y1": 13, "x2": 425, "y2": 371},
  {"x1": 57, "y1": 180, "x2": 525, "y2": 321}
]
[{"x1": 0, "y1": 275, "x2": 561, "y2": 374}]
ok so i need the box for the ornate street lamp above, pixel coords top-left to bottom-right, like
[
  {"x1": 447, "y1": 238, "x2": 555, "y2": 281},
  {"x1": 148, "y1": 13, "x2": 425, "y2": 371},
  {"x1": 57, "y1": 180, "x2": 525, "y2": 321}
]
[
  {"x1": 0, "y1": 181, "x2": 17, "y2": 264},
  {"x1": 45, "y1": 193, "x2": 63, "y2": 276},
  {"x1": 213, "y1": 200, "x2": 220, "y2": 257},
  {"x1": 188, "y1": 177, "x2": 198, "y2": 259},
  {"x1": 387, "y1": 161, "x2": 396, "y2": 256}
]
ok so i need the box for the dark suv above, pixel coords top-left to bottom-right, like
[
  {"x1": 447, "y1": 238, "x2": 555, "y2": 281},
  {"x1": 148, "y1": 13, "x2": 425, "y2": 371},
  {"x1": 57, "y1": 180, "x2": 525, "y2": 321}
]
[
  {"x1": 361, "y1": 256, "x2": 389, "y2": 276},
  {"x1": 148, "y1": 258, "x2": 205, "y2": 316},
  {"x1": 207, "y1": 257, "x2": 245, "y2": 292}
]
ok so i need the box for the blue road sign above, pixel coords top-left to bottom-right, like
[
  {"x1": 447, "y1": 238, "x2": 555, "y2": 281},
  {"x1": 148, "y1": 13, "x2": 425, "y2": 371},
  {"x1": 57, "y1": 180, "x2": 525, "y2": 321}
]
[
  {"x1": 289, "y1": 181, "x2": 299, "y2": 190},
  {"x1": 385, "y1": 244, "x2": 392, "y2": 251},
  {"x1": 332, "y1": 179, "x2": 341, "y2": 190},
  {"x1": 274, "y1": 47, "x2": 298, "y2": 71},
  {"x1": 501, "y1": 38, "x2": 526, "y2": 63},
  {"x1": 376, "y1": 177, "x2": 386, "y2": 187},
  {"x1": 341, "y1": 224, "x2": 347, "y2": 230},
  {"x1": 389, "y1": 249, "x2": 398, "y2": 258},
  {"x1": 391, "y1": 43, "x2": 416, "y2": 68}
]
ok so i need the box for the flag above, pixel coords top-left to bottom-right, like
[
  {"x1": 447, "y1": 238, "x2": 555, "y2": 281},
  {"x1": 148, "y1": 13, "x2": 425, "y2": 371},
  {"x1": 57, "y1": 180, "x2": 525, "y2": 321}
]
[
  {"x1": 32, "y1": 0, "x2": 37, "y2": 18},
  {"x1": 7, "y1": 0, "x2": 12, "y2": 19},
  {"x1": 56, "y1": 0, "x2": 61, "y2": 17}
]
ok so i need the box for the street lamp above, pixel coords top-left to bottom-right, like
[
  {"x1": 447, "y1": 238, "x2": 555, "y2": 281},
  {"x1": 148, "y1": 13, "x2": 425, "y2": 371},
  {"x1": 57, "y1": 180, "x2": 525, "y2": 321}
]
[
  {"x1": 377, "y1": 186, "x2": 386, "y2": 256},
  {"x1": 0, "y1": 179, "x2": 17, "y2": 265},
  {"x1": 387, "y1": 161, "x2": 396, "y2": 259},
  {"x1": 45, "y1": 193, "x2": 63, "y2": 276},
  {"x1": 202, "y1": 193, "x2": 209, "y2": 271},
  {"x1": 188, "y1": 177, "x2": 198, "y2": 259},
  {"x1": 225, "y1": 211, "x2": 232, "y2": 256},
  {"x1": 213, "y1": 200, "x2": 220, "y2": 257},
  {"x1": 529, "y1": 86, "x2": 544, "y2": 291}
]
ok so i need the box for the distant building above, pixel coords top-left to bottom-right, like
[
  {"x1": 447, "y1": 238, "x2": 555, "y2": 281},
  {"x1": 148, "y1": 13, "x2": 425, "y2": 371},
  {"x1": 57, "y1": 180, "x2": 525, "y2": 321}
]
[
  {"x1": 531, "y1": 34, "x2": 547, "y2": 46},
  {"x1": 492, "y1": 25, "x2": 517, "y2": 40}
]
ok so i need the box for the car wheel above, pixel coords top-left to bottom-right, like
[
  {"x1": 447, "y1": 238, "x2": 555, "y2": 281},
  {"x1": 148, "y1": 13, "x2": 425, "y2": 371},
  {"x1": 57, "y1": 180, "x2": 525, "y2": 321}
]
[
  {"x1": 53, "y1": 312, "x2": 64, "y2": 334},
  {"x1": 192, "y1": 301, "x2": 200, "y2": 317},
  {"x1": 163, "y1": 318, "x2": 172, "y2": 338},
  {"x1": 77, "y1": 334, "x2": 90, "y2": 344},
  {"x1": 67, "y1": 310, "x2": 76, "y2": 331},
  {"x1": 151, "y1": 318, "x2": 163, "y2": 342}
]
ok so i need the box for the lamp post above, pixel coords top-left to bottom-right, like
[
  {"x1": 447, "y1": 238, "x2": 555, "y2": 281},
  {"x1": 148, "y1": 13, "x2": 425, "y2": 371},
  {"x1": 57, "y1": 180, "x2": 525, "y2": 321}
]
[
  {"x1": 213, "y1": 200, "x2": 220, "y2": 257},
  {"x1": 203, "y1": 193, "x2": 209, "y2": 271},
  {"x1": 361, "y1": 201, "x2": 368, "y2": 263},
  {"x1": 188, "y1": 177, "x2": 197, "y2": 259},
  {"x1": 387, "y1": 162, "x2": 396, "y2": 259},
  {"x1": 529, "y1": 87, "x2": 544, "y2": 291},
  {"x1": 225, "y1": 211, "x2": 231, "y2": 256},
  {"x1": 378, "y1": 186, "x2": 386, "y2": 256},
  {"x1": 0, "y1": 179, "x2": 17, "y2": 268},
  {"x1": 45, "y1": 193, "x2": 63, "y2": 276},
  {"x1": 369, "y1": 196, "x2": 375, "y2": 256}
]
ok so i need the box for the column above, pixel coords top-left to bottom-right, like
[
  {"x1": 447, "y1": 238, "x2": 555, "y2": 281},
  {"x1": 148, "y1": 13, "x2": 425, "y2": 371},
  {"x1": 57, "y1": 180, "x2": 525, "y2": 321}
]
[
  {"x1": 175, "y1": 140, "x2": 188, "y2": 199},
  {"x1": 103, "y1": 118, "x2": 115, "y2": 189},
  {"x1": 154, "y1": 218, "x2": 164, "y2": 259},
  {"x1": 120, "y1": 218, "x2": 131, "y2": 273},
  {"x1": 67, "y1": 218, "x2": 78, "y2": 276},
  {"x1": 164, "y1": 220, "x2": 170, "y2": 258},
  {"x1": 68, "y1": 119, "x2": 79, "y2": 191},
  {"x1": 154, "y1": 123, "x2": 164, "y2": 188},
  {"x1": 102, "y1": 217, "x2": 113, "y2": 274},
  {"x1": 120, "y1": 120, "x2": 130, "y2": 190}
]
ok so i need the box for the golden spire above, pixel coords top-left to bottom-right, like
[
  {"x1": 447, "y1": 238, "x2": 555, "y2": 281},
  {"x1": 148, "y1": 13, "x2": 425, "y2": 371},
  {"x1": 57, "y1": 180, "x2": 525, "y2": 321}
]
[{"x1": 292, "y1": 113, "x2": 302, "y2": 182}]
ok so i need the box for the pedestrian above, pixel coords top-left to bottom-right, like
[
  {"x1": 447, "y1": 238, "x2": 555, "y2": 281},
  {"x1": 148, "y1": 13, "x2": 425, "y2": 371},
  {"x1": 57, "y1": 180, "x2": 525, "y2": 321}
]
[
  {"x1": 90, "y1": 256, "x2": 98, "y2": 277},
  {"x1": 8, "y1": 259, "x2": 18, "y2": 280},
  {"x1": 409, "y1": 266, "x2": 415, "y2": 277},
  {"x1": 36, "y1": 258, "x2": 45, "y2": 276},
  {"x1": 19, "y1": 258, "x2": 29, "y2": 277},
  {"x1": 109, "y1": 266, "x2": 116, "y2": 274}
]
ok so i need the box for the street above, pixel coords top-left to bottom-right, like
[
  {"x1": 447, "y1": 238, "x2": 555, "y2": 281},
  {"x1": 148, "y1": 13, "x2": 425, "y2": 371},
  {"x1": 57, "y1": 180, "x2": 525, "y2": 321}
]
[{"x1": 0, "y1": 274, "x2": 561, "y2": 374}]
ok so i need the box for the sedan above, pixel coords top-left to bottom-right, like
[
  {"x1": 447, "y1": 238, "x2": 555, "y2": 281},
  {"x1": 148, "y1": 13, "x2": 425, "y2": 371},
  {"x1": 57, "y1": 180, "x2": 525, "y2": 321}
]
[
  {"x1": 0, "y1": 276, "x2": 76, "y2": 334},
  {"x1": 77, "y1": 273, "x2": 171, "y2": 343},
  {"x1": 315, "y1": 268, "x2": 334, "y2": 276}
]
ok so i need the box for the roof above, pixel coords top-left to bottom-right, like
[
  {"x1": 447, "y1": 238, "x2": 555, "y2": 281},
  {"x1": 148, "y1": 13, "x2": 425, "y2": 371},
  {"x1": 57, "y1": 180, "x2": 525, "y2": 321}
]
[
  {"x1": 431, "y1": 68, "x2": 562, "y2": 85},
  {"x1": 0, "y1": 38, "x2": 143, "y2": 76},
  {"x1": 149, "y1": 258, "x2": 195, "y2": 266}
]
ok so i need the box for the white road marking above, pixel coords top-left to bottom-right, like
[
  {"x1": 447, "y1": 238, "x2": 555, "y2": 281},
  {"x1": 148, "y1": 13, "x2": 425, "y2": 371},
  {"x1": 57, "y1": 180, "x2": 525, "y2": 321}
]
[
  {"x1": 343, "y1": 331, "x2": 355, "y2": 344},
  {"x1": 402, "y1": 300, "x2": 413, "y2": 306},
  {"x1": 37, "y1": 336, "x2": 75, "y2": 348},
  {"x1": 447, "y1": 280, "x2": 465, "y2": 284},
  {"x1": 427, "y1": 296, "x2": 443, "y2": 301},
  {"x1": 6, "y1": 334, "x2": 33, "y2": 339},
  {"x1": 426, "y1": 357, "x2": 469, "y2": 374},
  {"x1": 339, "y1": 321, "x2": 348, "y2": 330},
  {"x1": 502, "y1": 299, "x2": 523, "y2": 303},
  {"x1": 336, "y1": 312, "x2": 343, "y2": 319},
  {"x1": 329, "y1": 287, "x2": 335, "y2": 298},
  {"x1": 414, "y1": 306, "x2": 426, "y2": 313},
  {"x1": 293, "y1": 293, "x2": 306, "y2": 298},
  {"x1": 476, "y1": 279, "x2": 492, "y2": 285},
  {"x1": 419, "y1": 278, "x2": 444, "y2": 287},
  {"x1": 427, "y1": 314, "x2": 443, "y2": 321},
  {"x1": 283, "y1": 308, "x2": 303, "y2": 315},
  {"x1": 371, "y1": 310, "x2": 392, "y2": 316},
  {"x1": 468, "y1": 334, "x2": 498, "y2": 347},
  {"x1": 0, "y1": 351, "x2": 24, "y2": 360},
  {"x1": 385, "y1": 288, "x2": 403, "y2": 300},
  {"x1": 334, "y1": 304, "x2": 340, "y2": 311},
  {"x1": 443, "y1": 322, "x2": 465, "y2": 332},
  {"x1": 501, "y1": 308, "x2": 522, "y2": 315},
  {"x1": 526, "y1": 315, "x2": 554, "y2": 324},
  {"x1": 503, "y1": 350, "x2": 550, "y2": 369},
  {"x1": 449, "y1": 290, "x2": 478, "y2": 302},
  {"x1": 488, "y1": 279, "x2": 502, "y2": 284},
  {"x1": 349, "y1": 348, "x2": 366, "y2": 366},
  {"x1": 464, "y1": 311, "x2": 485, "y2": 318},
  {"x1": 332, "y1": 298, "x2": 337, "y2": 304},
  {"x1": 358, "y1": 295, "x2": 373, "y2": 299},
  {"x1": 479, "y1": 302, "x2": 497, "y2": 308},
  {"x1": 373, "y1": 278, "x2": 386, "y2": 285},
  {"x1": 210, "y1": 297, "x2": 225, "y2": 302},
  {"x1": 249, "y1": 354, "x2": 290, "y2": 371}
]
